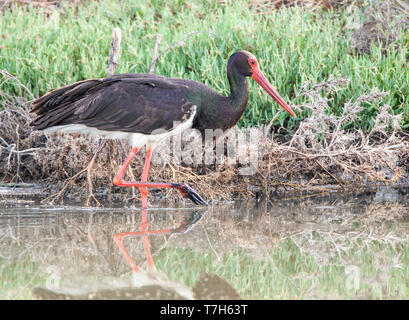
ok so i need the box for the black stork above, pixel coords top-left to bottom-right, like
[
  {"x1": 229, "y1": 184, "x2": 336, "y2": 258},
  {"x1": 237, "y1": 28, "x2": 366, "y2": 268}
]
[{"x1": 30, "y1": 50, "x2": 296, "y2": 205}]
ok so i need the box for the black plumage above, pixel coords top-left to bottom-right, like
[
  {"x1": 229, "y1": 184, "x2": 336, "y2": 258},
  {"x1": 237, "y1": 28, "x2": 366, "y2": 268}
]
[
  {"x1": 30, "y1": 51, "x2": 295, "y2": 138},
  {"x1": 31, "y1": 74, "x2": 199, "y2": 134},
  {"x1": 29, "y1": 51, "x2": 295, "y2": 205}
]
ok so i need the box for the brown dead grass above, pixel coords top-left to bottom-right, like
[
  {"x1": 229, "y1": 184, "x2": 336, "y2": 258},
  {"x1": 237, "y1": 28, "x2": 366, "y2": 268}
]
[
  {"x1": 1, "y1": 72, "x2": 408, "y2": 205},
  {"x1": 350, "y1": 0, "x2": 409, "y2": 54},
  {"x1": 246, "y1": 0, "x2": 354, "y2": 11}
]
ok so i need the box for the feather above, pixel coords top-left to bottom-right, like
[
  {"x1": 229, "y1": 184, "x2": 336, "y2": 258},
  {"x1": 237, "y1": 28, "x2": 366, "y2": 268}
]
[{"x1": 30, "y1": 74, "x2": 200, "y2": 134}]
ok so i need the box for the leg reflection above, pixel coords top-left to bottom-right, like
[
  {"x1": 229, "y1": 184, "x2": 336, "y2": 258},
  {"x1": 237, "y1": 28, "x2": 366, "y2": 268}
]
[{"x1": 114, "y1": 195, "x2": 207, "y2": 272}]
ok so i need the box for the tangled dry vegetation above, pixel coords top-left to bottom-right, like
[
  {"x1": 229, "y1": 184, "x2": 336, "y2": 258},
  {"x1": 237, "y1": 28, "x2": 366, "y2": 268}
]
[
  {"x1": 248, "y1": 0, "x2": 407, "y2": 11},
  {"x1": 250, "y1": 0, "x2": 409, "y2": 56},
  {"x1": 1, "y1": 0, "x2": 408, "y2": 205},
  {"x1": 249, "y1": 0, "x2": 409, "y2": 55},
  {"x1": 0, "y1": 70, "x2": 408, "y2": 205},
  {"x1": 349, "y1": 0, "x2": 409, "y2": 54}
]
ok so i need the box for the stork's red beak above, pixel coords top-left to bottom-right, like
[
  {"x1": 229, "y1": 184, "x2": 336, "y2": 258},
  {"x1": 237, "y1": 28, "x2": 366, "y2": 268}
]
[{"x1": 251, "y1": 67, "x2": 296, "y2": 117}]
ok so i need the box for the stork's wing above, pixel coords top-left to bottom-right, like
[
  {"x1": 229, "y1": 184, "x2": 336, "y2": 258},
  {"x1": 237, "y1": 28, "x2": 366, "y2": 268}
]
[{"x1": 30, "y1": 74, "x2": 197, "y2": 134}]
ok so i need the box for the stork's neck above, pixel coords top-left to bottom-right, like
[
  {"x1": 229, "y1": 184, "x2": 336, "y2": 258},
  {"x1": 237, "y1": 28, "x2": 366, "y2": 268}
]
[{"x1": 227, "y1": 65, "x2": 249, "y2": 112}]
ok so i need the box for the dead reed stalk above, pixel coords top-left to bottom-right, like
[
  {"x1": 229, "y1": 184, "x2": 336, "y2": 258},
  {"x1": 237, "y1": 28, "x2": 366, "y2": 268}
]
[{"x1": 0, "y1": 73, "x2": 408, "y2": 205}]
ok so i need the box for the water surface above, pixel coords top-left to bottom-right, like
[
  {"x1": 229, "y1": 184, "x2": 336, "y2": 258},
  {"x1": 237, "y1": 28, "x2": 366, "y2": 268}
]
[{"x1": 1, "y1": 186, "x2": 408, "y2": 299}]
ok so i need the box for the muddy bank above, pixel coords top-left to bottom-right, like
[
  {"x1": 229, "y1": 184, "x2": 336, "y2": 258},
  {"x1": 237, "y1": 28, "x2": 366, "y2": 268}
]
[{"x1": 1, "y1": 78, "x2": 408, "y2": 205}]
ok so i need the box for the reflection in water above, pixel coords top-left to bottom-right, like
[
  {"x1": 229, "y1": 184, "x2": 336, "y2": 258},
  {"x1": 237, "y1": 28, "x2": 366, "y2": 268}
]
[
  {"x1": 0, "y1": 205, "x2": 209, "y2": 280},
  {"x1": 114, "y1": 208, "x2": 206, "y2": 272},
  {"x1": 0, "y1": 186, "x2": 409, "y2": 299},
  {"x1": 32, "y1": 273, "x2": 240, "y2": 300}
]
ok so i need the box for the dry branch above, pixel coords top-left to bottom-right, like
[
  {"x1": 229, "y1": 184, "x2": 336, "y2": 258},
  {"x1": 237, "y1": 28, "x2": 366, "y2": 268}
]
[
  {"x1": 107, "y1": 28, "x2": 122, "y2": 77},
  {"x1": 1, "y1": 36, "x2": 408, "y2": 205},
  {"x1": 86, "y1": 27, "x2": 122, "y2": 205},
  {"x1": 148, "y1": 35, "x2": 162, "y2": 74},
  {"x1": 84, "y1": 31, "x2": 163, "y2": 205},
  {"x1": 40, "y1": 28, "x2": 124, "y2": 205}
]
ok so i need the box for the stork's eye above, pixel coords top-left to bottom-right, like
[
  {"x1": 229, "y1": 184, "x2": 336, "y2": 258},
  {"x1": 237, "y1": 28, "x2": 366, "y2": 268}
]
[{"x1": 248, "y1": 57, "x2": 258, "y2": 68}]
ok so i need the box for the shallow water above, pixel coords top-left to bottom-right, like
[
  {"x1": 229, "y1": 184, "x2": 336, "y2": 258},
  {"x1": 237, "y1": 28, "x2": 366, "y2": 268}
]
[{"x1": 1, "y1": 186, "x2": 409, "y2": 299}]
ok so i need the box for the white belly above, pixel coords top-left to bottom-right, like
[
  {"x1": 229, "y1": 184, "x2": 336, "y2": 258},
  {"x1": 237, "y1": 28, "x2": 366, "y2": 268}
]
[{"x1": 44, "y1": 106, "x2": 197, "y2": 149}]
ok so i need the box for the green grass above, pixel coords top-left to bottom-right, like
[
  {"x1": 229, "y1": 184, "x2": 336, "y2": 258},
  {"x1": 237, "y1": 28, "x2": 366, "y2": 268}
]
[
  {"x1": 2, "y1": 238, "x2": 409, "y2": 299},
  {"x1": 0, "y1": 257, "x2": 45, "y2": 300},
  {"x1": 155, "y1": 239, "x2": 409, "y2": 299},
  {"x1": 0, "y1": 0, "x2": 408, "y2": 129}
]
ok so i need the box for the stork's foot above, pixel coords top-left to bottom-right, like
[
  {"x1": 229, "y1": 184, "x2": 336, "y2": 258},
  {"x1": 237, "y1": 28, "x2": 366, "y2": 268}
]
[{"x1": 171, "y1": 183, "x2": 208, "y2": 206}]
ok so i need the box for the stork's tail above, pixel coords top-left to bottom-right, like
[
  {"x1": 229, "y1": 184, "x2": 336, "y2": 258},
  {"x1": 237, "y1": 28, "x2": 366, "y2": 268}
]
[{"x1": 29, "y1": 79, "x2": 103, "y2": 130}]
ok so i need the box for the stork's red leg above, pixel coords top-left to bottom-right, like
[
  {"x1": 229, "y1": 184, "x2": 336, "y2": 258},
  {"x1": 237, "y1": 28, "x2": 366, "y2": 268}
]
[
  {"x1": 139, "y1": 207, "x2": 154, "y2": 268},
  {"x1": 113, "y1": 146, "x2": 207, "y2": 272},
  {"x1": 114, "y1": 209, "x2": 206, "y2": 272},
  {"x1": 113, "y1": 231, "x2": 140, "y2": 272},
  {"x1": 114, "y1": 228, "x2": 178, "y2": 272},
  {"x1": 139, "y1": 147, "x2": 152, "y2": 202},
  {"x1": 113, "y1": 215, "x2": 200, "y2": 272},
  {"x1": 113, "y1": 207, "x2": 156, "y2": 272},
  {"x1": 113, "y1": 147, "x2": 208, "y2": 205},
  {"x1": 113, "y1": 210, "x2": 179, "y2": 272}
]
